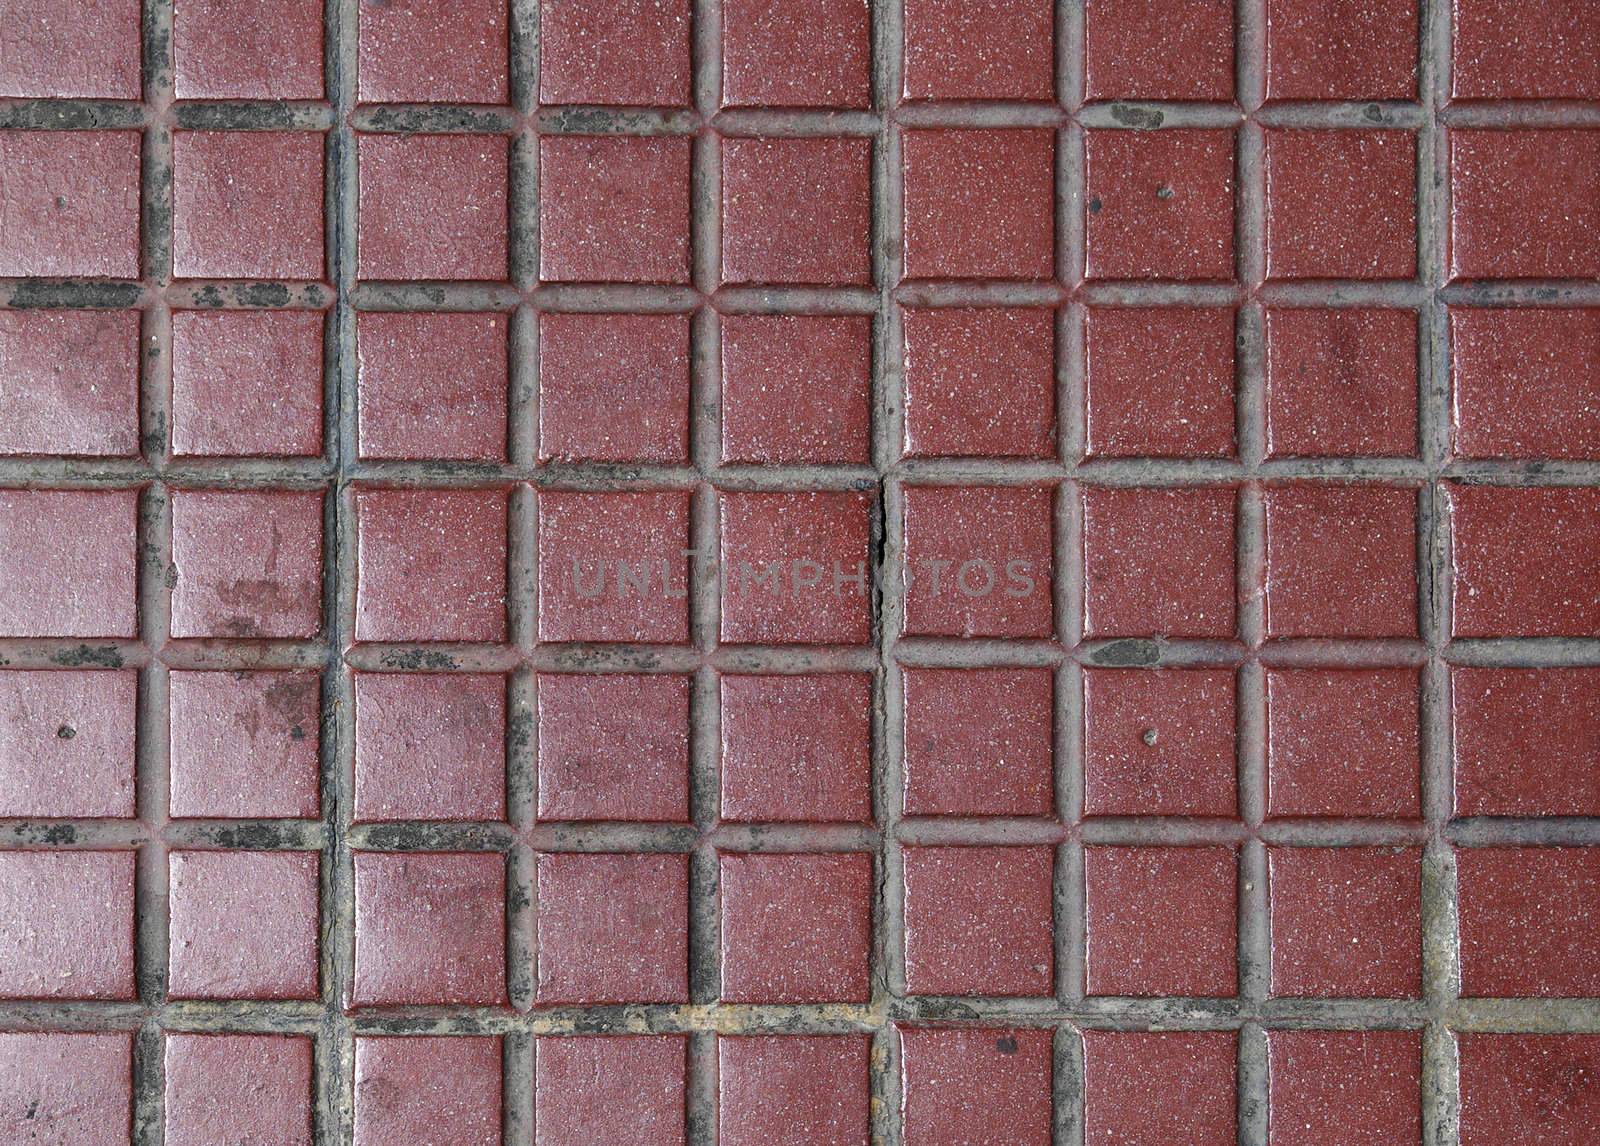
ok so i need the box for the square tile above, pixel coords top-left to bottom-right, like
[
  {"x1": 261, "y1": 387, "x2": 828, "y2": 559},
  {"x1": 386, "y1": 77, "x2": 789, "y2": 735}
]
[
  {"x1": 1263, "y1": 129, "x2": 1417, "y2": 281},
  {"x1": 1084, "y1": 845, "x2": 1237, "y2": 997},
  {"x1": 0, "y1": 309, "x2": 141, "y2": 458},
  {"x1": 1266, "y1": 668, "x2": 1420, "y2": 818},
  {"x1": 719, "y1": 672, "x2": 873, "y2": 823},
  {"x1": 168, "y1": 849, "x2": 320, "y2": 1000},
  {"x1": 720, "y1": 315, "x2": 873, "y2": 465},
  {"x1": 356, "y1": 311, "x2": 508, "y2": 462},
  {"x1": 902, "y1": 307, "x2": 1056, "y2": 459},
  {"x1": 1448, "y1": 129, "x2": 1600, "y2": 281},
  {"x1": 721, "y1": 0, "x2": 870, "y2": 108},
  {"x1": 0, "y1": 1033, "x2": 131, "y2": 1146},
  {"x1": 0, "y1": 850, "x2": 135, "y2": 1000},
  {"x1": 353, "y1": 672, "x2": 506, "y2": 822},
  {"x1": 535, "y1": 673, "x2": 690, "y2": 822},
  {"x1": 1267, "y1": 846, "x2": 1422, "y2": 998},
  {"x1": 173, "y1": 131, "x2": 325, "y2": 280},
  {"x1": 1083, "y1": 306, "x2": 1236, "y2": 459},
  {"x1": 1264, "y1": 307, "x2": 1418, "y2": 458},
  {"x1": 719, "y1": 490, "x2": 875, "y2": 645},
  {"x1": 1085, "y1": 128, "x2": 1236, "y2": 282},
  {"x1": 902, "y1": 845, "x2": 1054, "y2": 997},
  {"x1": 169, "y1": 670, "x2": 321, "y2": 819},
  {"x1": 357, "y1": 133, "x2": 508, "y2": 281},
  {"x1": 538, "y1": 0, "x2": 692, "y2": 107},
  {"x1": 1262, "y1": 483, "x2": 1417, "y2": 638},
  {"x1": 901, "y1": 0, "x2": 1054, "y2": 101},
  {"x1": 0, "y1": 130, "x2": 141, "y2": 277},
  {"x1": 536, "y1": 1036, "x2": 687, "y2": 1146},
  {"x1": 357, "y1": 0, "x2": 507, "y2": 103},
  {"x1": 175, "y1": 0, "x2": 323, "y2": 99},
  {"x1": 0, "y1": 0, "x2": 141, "y2": 97},
  {"x1": 353, "y1": 487, "x2": 509, "y2": 643},
  {"x1": 0, "y1": 488, "x2": 139, "y2": 638},
  {"x1": 901, "y1": 129, "x2": 1055, "y2": 281},
  {"x1": 901, "y1": 484, "x2": 1056, "y2": 638},
  {"x1": 1450, "y1": 308, "x2": 1600, "y2": 460},
  {"x1": 537, "y1": 490, "x2": 690, "y2": 643},
  {"x1": 1458, "y1": 1034, "x2": 1600, "y2": 1146},
  {"x1": 1264, "y1": 0, "x2": 1418, "y2": 101},
  {"x1": 1452, "y1": 667, "x2": 1600, "y2": 817},
  {"x1": 718, "y1": 1035, "x2": 871, "y2": 1146},
  {"x1": 170, "y1": 489, "x2": 325, "y2": 640},
  {"x1": 721, "y1": 137, "x2": 872, "y2": 287},
  {"x1": 1448, "y1": 485, "x2": 1600, "y2": 637},
  {"x1": 1083, "y1": 0, "x2": 1235, "y2": 101},
  {"x1": 164, "y1": 1033, "x2": 313, "y2": 1146},
  {"x1": 353, "y1": 1036, "x2": 503, "y2": 1146},
  {"x1": 171, "y1": 310, "x2": 325, "y2": 459},
  {"x1": 1083, "y1": 1031, "x2": 1237, "y2": 1146},
  {"x1": 350, "y1": 851, "x2": 507, "y2": 1006},
  {"x1": 538, "y1": 312, "x2": 691, "y2": 464},
  {"x1": 535, "y1": 852, "x2": 689, "y2": 1004},
  {"x1": 1083, "y1": 668, "x2": 1236, "y2": 818},
  {"x1": 1456, "y1": 847, "x2": 1600, "y2": 997},
  {"x1": 902, "y1": 666, "x2": 1054, "y2": 817},
  {"x1": 719, "y1": 851, "x2": 873, "y2": 1003},
  {"x1": 1266, "y1": 1030, "x2": 1422, "y2": 1146},
  {"x1": 898, "y1": 1027, "x2": 1054, "y2": 1146},
  {"x1": 540, "y1": 136, "x2": 691, "y2": 284},
  {"x1": 0, "y1": 669, "x2": 136, "y2": 818},
  {"x1": 1451, "y1": 0, "x2": 1600, "y2": 101}
]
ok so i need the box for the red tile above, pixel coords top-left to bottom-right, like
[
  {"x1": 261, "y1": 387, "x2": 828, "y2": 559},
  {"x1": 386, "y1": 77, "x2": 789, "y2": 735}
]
[
  {"x1": 357, "y1": 311, "x2": 508, "y2": 462},
  {"x1": 535, "y1": 1036, "x2": 687, "y2": 1146},
  {"x1": 1264, "y1": 0, "x2": 1417, "y2": 101},
  {"x1": 1458, "y1": 1033, "x2": 1600, "y2": 1146},
  {"x1": 164, "y1": 1034, "x2": 313, "y2": 1146},
  {"x1": 1448, "y1": 129, "x2": 1600, "y2": 281},
  {"x1": 1452, "y1": 667, "x2": 1600, "y2": 817},
  {"x1": 535, "y1": 852, "x2": 689, "y2": 1004},
  {"x1": 720, "y1": 315, "x2": 873, "y2": 465},
  {"x1": 1083, "y1": 306, "x2": 1236, "y2": 459},
  {"x1": 1447, "y1": 484, "x2": 1600, "y2": 638},
  {"x1": 902, "y1": 667, "x2": 1054, "y2": 817},
  {"x1": 1264, "y1": 307, "x2": 1418, "y2": 458},
  {"x1": 721, "y1": 137, "x2": 872, "y2": 287},
  {"x1": 719, "y1": 851, "x2": 873, "y2": 1003},
  {"x1": 718, "y1": 1035, "x2": 871, "y2": 1146},
  {"x1": 0, "y1": 130, "x2": 140, "y2": 277},
  {"x1": 174, "y1": 0, "x2": 323, "y2": 99},
  {"x1": 1264, "y1": 129, "x2": 1416, "y2": 281},
  {"x1": 1451, "y1": 308, "x2": 1600, "y2": 459},
  {"x1": 902, "y1": 307, "x2": 1056, "y2": 459},
  {"x1": 901, "y1": 129, "x2": 1055, "y2": 281},
  {"x1": 357, "y1": 133, "x2": 508, "y2": 281},
  {"x1": 1083, "y1": 0, "x2": 1235, "y2": 101},
  {"x1": 537, "y1": 489, "x2": 690, "y2": 643},
  {"x1": 1268, "y1": 846, "x2": 1422, "y2": 998},
  {"x1": 353, "y1": 1036, "x2": 503, "y2": 1146},
  {"x1": 538, "y1": 312, "x2": 690, "y2": 464},
  {"x1": 171, "y1": 310, "x2": 325, "y2": 459},
  {"x1": 1083, "y1": 668, "x2": 1236, "y2": 818},
  {"x1": 535, "y1": 673, "x2": 689, "y2": 822},
  {"x1": 1266, "y1": 1030, "x2": 1422, "y2": 1146},
  {"x1": 1082, "y1": 1031, "x2": 1237, "y2": 1146},
  {"x1": 1082, "y1": 485, "x2": 1237, "y2": 639},
  {"x1": 901, "y1": 484, "x2": 1055, "y2": 638},
  {"x1": 1452, "y1": 0, "x2": 1600, "y2": 101},
  {"x1": 168, "y1": 849, "x2": 320, "y2": 1000},
  {"x1": 353, "y1": 487, "x2": 508, "y2": 643},
  {"x1": 1265, "y1": 668, "x2": 1420, "y2": 819},
  {"x1": 169, "y1": 670, "x2": 321, "y2": 819},
  {"x1": 353, "y1": 672, "x2": 506, "y2": 823},
  {"x1": 1085, "y1": 129, "x2": 1236, "y2": 282},
  {"x1": 350, "y1": 851, "x2": 507, "y2": 1006},
  {"x1": 901, "y1": 0, "x2": 1054, "y2": 101},
  {"x1": 902, "y1": 845, "x2": 1054, "y2": 997},
  {"x1": 0, "y1": 670, "x2": 136, "y2": 818},
  {"x1": 1262, "y1": 483, "x2": 1417, "y2": 639},
  {"x1": 0, "y1": 0, "x2": 140, "y2": 98},
  {"x1": 721, "y1": 0, "x2": 870, "y2": 109},
  {"x1": 0, "y1": 488, "x2": 138, "y2": 639},
  {"x1": 170, "y1": 489, "x2": 325, "y2": 640},
  {"x1": 540, "y1": 135, "x2": 691, "y2": 284},
  {"x1": 0, "y1": 850, "x2": 135, "y2": 1000},
  {"x1": 0, "y1": 310, "x2": 140, "y2": 458},
  {"x1": 357, "y1": 0, "x2": 507, "y2": 103},
  {"x1": 1456, "y1": 847, "x2": 1600, "y2": 997},
  {"x1": 173, "y1": 131, "x2": 325, "y2": 280},
  {"x1": 898, "y1": 1027, "x2": 1053, "y2": 1146},
  {"x1": 1085, "y1": 845, "x2": 1237, "y2": 997},
  {"x1": 538, "y1": 0, "x2": 692, "y2": 107},
  {"x1": 719, "y1": 490, "x2": 874, "y2": 645},
  {"x1": 0, "y1": 1032, "x2": 132, "y2": 1146},
  {"x1": 719, "y1": 672, "x2": 873, "y2": 824}
]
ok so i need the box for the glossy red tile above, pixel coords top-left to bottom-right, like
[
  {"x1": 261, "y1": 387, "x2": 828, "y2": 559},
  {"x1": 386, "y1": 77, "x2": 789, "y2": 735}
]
[
  {"x1": 175, "y1": 0, "x2": 323, "y2": 99},
  {"x1": 1085, "y1": 129, "x2": 1236, "y2": 282},
  {"x1": 170, "y1": 489, "x2": 324, "y2": 640},
  {"x1": 537, "y1": 489, "x2": 690, "y2": 643},
  {"x1": 357, "y1": 0, "x2": 507, "y2": 103},
  {"x1": 1452, "y1": 667, "x2": 1600, "y2": 817},
  {"x1": 1264, "y1": 0, "x2": 1418, "y2": 101},
  {"x1": 540, "y1": 135, "x2": 691, "y2": 284},
  {"x1": 1450, "y1": 308, "x2": 1600, "y2": 459},
  {"x1": 0, "y1": 488, "x2": 138, "y2": 639},
  {"x1": 719, "y1": 851, "x2": 872, "y2": 1003},
  {"x1": 1083, "y1": 306, "x2": 1237, "y2": 459},
  {"x1": 1085, "y1": 845, "x2": 1237, "y2": 997},
  {"x1": 0, "y1": 850, "x2": 135, "y2": 1000},
  {"x1": 902, "y1": 845, "x2": 1055, "y2": 997},
  {"x1": 0, "y1": 1032, "x2": 132, "y2": 1146},
  {"x1": 1451, "y1": 0, "x2": 1600, "y2": 101},
  {"x1": 538, "y1": 312, "x2": 690, "y2": 464},
  {"x1": 1448, "y1": 129, "x2": 1600, "y2": 281},
  {"x1": 171, "y1": 310, "x2": 325, "y2": 459},
  {"x1": 901, "y1": 129, "x2": 1055, "y2": 281},
  {"x1": 898, "y1": 1027, "x2": 1054, "y2": 1146},
  {"x1": 721, "y1": 0, "x2": 870, "y2": 109},
  {"x1": 353, "y1": 1036, "x2": 503, "y2": 1146},
  {"x1": 1264, "y1": 307, "x2": 1418, "y2": 458},
  {"x1": 356, "y1": 311, "x2": 507, "y2": 462},
  {"x1": 721, "y1": 137, "x2": 872, "y2": 287},
  {"x1": 1447, "y1": 484, "x2": 1600, "y2": 638},
  {"x1": 0, "y1": 130, "x2": 141, "y2": 277},
  {"x1": 353, "y1": 672, "x2": 506, "y2": 823},
  {"x1": 1266, "y1": 668, "x2": 1420, "y2": 819},
  {"x1": 535, "y1": 1036, "x2": 687, "y2": 1146},
  {"x1": 168, "y1": 849, "x2": 319, "y2": 1000},
  {"x1": 1265, "y1": 1030, "x2": 1423, "y2": 1146},
  {"x1": 719, "y1": 314, "x2": 873, "y2": 465},
  {"x1": 1082, "y1": 1030, "x2": 1237, "y2": 1146},
  {"x1": 173, "y1": 131, "x2": 325, "y2": 281},
  {"x1": 1083, "y1": 0, "x2": 1235, "y2": 101},
  {"x1": 1457, "y1": 1033, "x2": 1600, "y2": 1146},
  {"x1": 1264, "y1": 129, "x2": 1416, "y2": 281},
  {"x1": 169, "y1": 670, "x2": 321, "y2": 819},
  {"x1": 357, "y1": 133, "x2": 508, "y2": 281},
  {"x1": 0, "y1": 309, "x2": 140, "y2": 458},
  {"x1": 0, "y1": 670, "x2": 136, "y2": 819},
  {"x1": 538, "y1": 0, "x2": 692, "y2": 107},
  {"x1": 719, "y1": 672, "x2": 873, "y2": 824},
  {"x1": 718, "y1": 1035, "x2": 871, "y2": 1146},
  {"x1": 902, "y1": 666, "x2": 1054, "y2": 817},
  {"x1": 1456, "y1": 847, "x2": 1600, "y2": 997},
  {"x1": 1268, "y1": 846, "x2": 1422, "y2": 997},
  {"x1": 901, "y1": 0, "x2": 1054, "y2": 101},
  {"x1": 0, "y1": 0, "x2": 140, "y2": 98},
  {"x1": 535, "y1": 673, "x2": 689, "y2": 822},
  {"x1": 901, "y1": 307, "x2": 1056, "y2": 459},
  {"x1": 1083, "y1": 668, "x2": 1237, "y2": 818},
  {"x1": 164, "y1": 1034, "x2": 313, "y2": 1146}
]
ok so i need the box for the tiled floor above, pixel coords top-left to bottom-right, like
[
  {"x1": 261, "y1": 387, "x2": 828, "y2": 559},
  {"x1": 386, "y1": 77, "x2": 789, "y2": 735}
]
[{"x1": 1, "y1": 1, "x2": 1598, "y2": 1144}]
